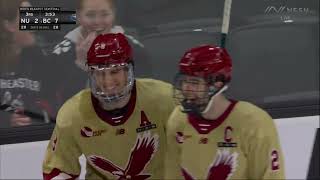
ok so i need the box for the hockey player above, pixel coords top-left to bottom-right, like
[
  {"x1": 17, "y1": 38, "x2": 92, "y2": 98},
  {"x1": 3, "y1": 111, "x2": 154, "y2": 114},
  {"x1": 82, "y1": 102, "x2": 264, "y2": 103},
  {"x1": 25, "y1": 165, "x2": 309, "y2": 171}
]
[
  {"x1": 165, "y1": 45, "x2": 285, "y2": 180},
  {"x1": 43, "y1": 33, "x2": 175, "y2": 179},
  {"x1": 51, "y1": 0, "x2": 152, "y2": 108}
]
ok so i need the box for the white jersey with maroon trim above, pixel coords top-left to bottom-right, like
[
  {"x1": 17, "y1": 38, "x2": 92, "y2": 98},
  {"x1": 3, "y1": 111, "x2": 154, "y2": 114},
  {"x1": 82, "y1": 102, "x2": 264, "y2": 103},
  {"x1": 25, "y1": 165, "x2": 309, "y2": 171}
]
[
  {"x1": 43, "y1": 78, "x2": 175, "y2": 180},
  {"x1": 165, "y1": 101, "x2": 285, "y2": 180}
]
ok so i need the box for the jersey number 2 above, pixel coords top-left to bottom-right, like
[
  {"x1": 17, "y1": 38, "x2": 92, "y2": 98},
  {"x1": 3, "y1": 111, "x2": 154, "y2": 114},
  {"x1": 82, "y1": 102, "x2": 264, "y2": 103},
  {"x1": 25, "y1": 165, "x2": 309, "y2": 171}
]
[{"x1": 271, "y1": 150, "x2": 280, "y2": 171}]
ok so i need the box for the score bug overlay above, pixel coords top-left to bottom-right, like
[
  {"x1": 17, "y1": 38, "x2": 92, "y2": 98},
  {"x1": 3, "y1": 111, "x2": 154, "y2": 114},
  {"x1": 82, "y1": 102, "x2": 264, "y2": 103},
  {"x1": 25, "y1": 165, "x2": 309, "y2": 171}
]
[{"x1": 19, "y1": 7, "x2": 76, "y2": 31}]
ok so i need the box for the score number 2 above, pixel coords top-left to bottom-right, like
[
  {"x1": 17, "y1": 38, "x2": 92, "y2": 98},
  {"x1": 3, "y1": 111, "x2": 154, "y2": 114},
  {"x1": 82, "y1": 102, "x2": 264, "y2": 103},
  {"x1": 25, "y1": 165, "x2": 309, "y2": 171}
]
[{"x1": 271, "y1": 149, "x2": 280, "y2": 171}]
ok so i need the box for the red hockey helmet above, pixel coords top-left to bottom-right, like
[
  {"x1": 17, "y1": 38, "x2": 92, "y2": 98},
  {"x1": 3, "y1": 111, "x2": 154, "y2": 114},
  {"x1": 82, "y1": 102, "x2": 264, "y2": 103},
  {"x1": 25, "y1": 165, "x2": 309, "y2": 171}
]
[
  {"x1": 87, "y1": 33, "x2": 133, "y2": 66},
  {"x1": 179, "y1": 45, "x2": 232, "y2": 82},
  {"x1": 87, "y1": 33, "x2": 135, "y2": 104},
  {"x1": 174, "y1": 45, "x2": 232, "y2": 116}
]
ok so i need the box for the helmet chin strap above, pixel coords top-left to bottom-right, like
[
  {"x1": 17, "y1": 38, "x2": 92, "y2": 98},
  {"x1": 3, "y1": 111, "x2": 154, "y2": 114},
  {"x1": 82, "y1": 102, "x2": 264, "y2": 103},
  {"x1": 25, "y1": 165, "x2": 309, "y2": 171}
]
[{"x1": 201, "y1": 85, "x2": 229, "y2": 115}]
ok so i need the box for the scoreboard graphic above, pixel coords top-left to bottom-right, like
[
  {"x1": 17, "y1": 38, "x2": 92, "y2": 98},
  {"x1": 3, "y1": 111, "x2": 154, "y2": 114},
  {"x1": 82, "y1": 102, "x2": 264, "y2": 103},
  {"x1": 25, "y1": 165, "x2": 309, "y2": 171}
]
[{"x1": 19, "y1": 7, "x2": 76, "y2": 30}]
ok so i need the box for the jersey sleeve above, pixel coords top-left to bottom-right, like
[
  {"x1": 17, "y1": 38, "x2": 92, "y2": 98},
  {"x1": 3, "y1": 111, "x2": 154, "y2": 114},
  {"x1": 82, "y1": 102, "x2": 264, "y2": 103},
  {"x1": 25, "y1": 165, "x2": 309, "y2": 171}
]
[
  {"x1": 246, "y1": 111, "x2": 286, "y2": 179},
  {"x1": 164, "y1": 107, "x2": 184, "y2": 179},
  {"x1": 42, "y1": 104, "x2": 82, "y2": 180}
]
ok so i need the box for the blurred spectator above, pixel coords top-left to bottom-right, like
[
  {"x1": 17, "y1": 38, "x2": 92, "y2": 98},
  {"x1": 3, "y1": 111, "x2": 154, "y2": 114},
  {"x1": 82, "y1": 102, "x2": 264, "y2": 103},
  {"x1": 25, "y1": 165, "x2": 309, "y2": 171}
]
[
  {"x1": 0, "y1": 0, "x2": 55, "y2": 127},
  {"x1": 51, "y1": 0, "x2": 152, "y2": 108}
]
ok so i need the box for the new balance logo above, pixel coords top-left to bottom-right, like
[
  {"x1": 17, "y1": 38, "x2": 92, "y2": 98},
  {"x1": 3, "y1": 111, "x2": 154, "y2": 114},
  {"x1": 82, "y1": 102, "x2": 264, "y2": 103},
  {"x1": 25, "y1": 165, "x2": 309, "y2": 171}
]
[{"x1": 116, "y1": 128, "x2": 125, "y2": 135}]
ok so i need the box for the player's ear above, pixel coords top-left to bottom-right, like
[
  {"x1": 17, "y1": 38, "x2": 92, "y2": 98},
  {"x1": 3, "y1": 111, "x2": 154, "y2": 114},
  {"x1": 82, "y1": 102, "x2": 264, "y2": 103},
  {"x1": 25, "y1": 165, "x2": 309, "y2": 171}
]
[
  {"x1": 3, "y1": 20, "x2": 17, "y2": 33},
  {"x1": 214, "y1": 81, "x2": 224, "y2": 89},
  {"x1": 213, "y1": 74, "x2": 227, "y2": 89}
]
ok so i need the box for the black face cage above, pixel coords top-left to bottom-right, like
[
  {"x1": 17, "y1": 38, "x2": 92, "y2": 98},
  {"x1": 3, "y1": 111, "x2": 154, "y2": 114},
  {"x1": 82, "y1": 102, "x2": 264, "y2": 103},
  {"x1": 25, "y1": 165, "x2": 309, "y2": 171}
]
[{"x1": 173, "y1": 73, "x2": 215, "y2": 114}]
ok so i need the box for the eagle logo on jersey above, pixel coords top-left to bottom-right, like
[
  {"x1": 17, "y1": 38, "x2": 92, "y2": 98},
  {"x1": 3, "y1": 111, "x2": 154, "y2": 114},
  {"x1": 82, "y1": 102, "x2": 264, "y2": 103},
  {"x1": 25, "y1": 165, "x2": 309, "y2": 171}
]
[
  {"x1": 88, "y1": 131, "x2": 159, "y2": 180},
  {"x1": 181, "y1": 149, "x2": 238, "y2": 180}
]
